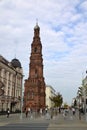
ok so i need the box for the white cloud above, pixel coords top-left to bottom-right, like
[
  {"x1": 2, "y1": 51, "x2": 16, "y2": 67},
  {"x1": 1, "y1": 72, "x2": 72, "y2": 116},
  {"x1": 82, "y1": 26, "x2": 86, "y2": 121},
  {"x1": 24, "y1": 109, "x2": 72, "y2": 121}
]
[{"x1": 80, "y1": 0, "x2": 87, "y2": 11}]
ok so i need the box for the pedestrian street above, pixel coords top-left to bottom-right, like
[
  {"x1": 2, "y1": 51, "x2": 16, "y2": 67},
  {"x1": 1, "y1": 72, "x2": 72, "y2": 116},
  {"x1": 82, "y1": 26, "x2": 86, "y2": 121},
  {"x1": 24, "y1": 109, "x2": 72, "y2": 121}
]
[{"x1": 0, "y1": 112, "x2": 87, "y2": 130}]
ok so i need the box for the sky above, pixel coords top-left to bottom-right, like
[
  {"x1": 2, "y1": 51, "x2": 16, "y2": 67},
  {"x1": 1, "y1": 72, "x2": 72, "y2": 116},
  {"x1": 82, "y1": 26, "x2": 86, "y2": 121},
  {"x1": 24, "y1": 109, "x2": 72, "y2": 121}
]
[{"x1": 0, "y1": 0, "x2": 87, "y2": 105}]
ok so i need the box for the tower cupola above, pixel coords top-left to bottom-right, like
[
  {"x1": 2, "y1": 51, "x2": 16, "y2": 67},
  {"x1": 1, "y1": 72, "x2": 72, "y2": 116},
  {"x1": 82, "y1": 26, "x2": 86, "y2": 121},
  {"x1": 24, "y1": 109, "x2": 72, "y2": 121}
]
[{"x1": 34, "y1": 22, "x2": 40, "y2": 37}]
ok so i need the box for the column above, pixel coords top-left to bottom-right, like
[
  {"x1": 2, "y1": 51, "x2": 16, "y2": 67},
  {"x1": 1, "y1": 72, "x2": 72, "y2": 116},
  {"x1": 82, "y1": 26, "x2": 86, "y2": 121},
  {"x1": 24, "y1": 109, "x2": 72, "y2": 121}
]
[
  {"x1": 1, "y1": 69, "x2": 4, "y2": 82},
  {"x1": 5, "y1": 71, "x2": 9, "y2": 96},
  {"x1": 9, "y1": 74, "x2": 13, "y2": 97}
]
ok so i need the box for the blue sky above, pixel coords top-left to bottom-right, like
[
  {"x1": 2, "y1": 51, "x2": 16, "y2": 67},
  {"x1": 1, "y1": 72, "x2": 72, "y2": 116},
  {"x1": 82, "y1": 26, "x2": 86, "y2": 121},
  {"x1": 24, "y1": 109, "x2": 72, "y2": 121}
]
[{"x1": 0, "y1": 0, "x2": 87, "y2": 105}]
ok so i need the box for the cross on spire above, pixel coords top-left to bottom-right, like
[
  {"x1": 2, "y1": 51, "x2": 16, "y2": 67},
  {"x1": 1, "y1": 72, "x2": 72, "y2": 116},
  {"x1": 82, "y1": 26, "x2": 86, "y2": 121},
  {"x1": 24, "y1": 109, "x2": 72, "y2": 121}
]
[{"x1": 36, "y1": 18, "x2": 38, "y2": 25}]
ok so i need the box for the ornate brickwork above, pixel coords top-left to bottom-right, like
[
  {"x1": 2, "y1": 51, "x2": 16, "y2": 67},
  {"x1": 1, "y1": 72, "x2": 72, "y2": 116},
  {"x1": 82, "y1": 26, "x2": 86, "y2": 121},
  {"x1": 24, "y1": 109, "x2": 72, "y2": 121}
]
[{"x1": 24, "y1": 23, "x2": 46, "y2": 111}]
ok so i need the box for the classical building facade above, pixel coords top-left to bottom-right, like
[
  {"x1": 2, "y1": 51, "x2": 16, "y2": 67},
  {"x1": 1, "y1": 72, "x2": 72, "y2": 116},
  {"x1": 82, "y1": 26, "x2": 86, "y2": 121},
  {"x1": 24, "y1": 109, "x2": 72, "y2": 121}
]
[
  {"x1": 83, "y1": 76, "x2": 87, "y2": 97},
  {"x1": 24, "y1": 23, "x2": 46, "y2": 111},
  {"x1": 46, "y1": 85, "x2": 56, "y2": 109},
  {"x1": 0, "y1": 55, "x2": 23, "y2": 113}
]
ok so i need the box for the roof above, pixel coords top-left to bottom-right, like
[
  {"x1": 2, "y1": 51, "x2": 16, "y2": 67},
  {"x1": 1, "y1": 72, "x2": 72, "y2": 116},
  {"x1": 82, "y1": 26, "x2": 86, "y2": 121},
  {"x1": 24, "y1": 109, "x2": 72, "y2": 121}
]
[{"x1": 11, "y1": 58, "x2": 21, "y2": 68}]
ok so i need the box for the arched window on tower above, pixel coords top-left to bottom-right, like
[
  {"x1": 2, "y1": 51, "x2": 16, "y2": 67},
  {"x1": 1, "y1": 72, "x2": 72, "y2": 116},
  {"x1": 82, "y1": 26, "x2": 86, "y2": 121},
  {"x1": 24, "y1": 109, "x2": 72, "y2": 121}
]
[
  {"x1": 31, "y1": 92, "x2": 34, "y2": 99},
  {"x1": 34, "y1": 47, "x2": 37, "y2": 53},
  {"x1": 35, "y1": 69, "x2": 38, "y2": 78},
  {"x1": 27, "y1": 92, "x2": 30, "y2": 99}
]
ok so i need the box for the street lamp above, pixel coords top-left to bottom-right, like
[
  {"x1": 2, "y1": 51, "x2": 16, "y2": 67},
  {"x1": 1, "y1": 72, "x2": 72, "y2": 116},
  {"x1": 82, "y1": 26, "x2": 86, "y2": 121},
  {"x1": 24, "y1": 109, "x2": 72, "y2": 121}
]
[
  {"x1": 77, "y1": 90, "x2": 82, "y2": 120},
  {"x1": 20, "y1": 75, "x2": 24, "y2": 120}
]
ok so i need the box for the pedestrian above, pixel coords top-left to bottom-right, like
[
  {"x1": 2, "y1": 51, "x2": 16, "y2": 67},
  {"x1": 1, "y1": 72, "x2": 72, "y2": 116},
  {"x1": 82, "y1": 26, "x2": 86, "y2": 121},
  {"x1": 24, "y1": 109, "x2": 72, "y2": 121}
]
[
  {"x1": 45, "y1": 108, "x2": 48, "y2": 113},
  {"x1": 63, "y1": 109, "x2": 67, "y2": 119},
  {"x1": 40, "y1": 108, "x2": 42, "y2": 116},
  {"x1": 7, "y1": 108, "x2": 10, "y2": 118},
  {"x1": 72, "y1": 107, "x2": 75, "y2": 115},
  {"x1": 25, "y1": 108, "x2": 28, "y2": 118},
  {"x1": 28, "y1": 107, "x2": 31, "y2": 114}
]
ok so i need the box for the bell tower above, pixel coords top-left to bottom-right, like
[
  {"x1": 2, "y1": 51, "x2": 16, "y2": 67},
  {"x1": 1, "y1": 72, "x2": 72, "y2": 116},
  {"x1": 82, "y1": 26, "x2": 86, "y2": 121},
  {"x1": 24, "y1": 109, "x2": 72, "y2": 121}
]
[{"x1": 24, "y1": 23, "x2": 46, "y2": 111}]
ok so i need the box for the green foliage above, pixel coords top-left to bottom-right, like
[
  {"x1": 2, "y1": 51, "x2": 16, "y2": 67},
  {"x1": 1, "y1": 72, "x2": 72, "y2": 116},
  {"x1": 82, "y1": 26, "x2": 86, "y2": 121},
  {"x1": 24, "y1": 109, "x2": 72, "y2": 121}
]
[
  {"x1": 50, "y1": 93, "x2": 63, "y2": 107},
  {"x1": 63, "y1": 103, "x2": 68, "y2": 108}
]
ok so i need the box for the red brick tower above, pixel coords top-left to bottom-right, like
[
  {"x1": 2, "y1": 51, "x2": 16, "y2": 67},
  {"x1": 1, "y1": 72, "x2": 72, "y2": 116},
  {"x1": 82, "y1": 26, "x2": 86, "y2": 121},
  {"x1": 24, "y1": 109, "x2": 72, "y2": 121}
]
[{"x1": 24, "y1": 23, "x2": 46, "y2": 111}]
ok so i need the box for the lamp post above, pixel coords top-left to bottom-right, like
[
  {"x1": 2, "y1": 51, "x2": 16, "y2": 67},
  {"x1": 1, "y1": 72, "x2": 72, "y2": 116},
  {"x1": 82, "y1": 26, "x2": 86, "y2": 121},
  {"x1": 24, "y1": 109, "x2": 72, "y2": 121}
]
[
  {"x1": 79, "y1": 94, "x2": 82, "y2": 120},
  {"x1": 77, "y1": 89, "x2": 82, "y2": 120},
  {"x1": 20, "y1": 75, "x2": 24, "y2": 120}
]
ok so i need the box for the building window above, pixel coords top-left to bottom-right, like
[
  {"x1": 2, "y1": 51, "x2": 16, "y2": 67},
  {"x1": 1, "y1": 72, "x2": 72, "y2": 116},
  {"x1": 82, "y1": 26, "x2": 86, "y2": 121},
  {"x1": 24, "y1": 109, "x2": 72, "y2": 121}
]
[
  {"x1": 12, "y1": 87, "x2": 14, "y2": 96},
  {"x1": 31, "y1": 92, "x2": 34, "y2": 99},
  {"x1": 27, "y1": 92, "x2": 30, "y2": 99},
  {"x1": 35, "y1": 69, "x2": 37, "y2": 77},
  {"x1": 34, "y1": 47, "x2": 37, "y2": 53},
  {"x1": 8, "y1": 89, "x2": 10, "y2": 96}
]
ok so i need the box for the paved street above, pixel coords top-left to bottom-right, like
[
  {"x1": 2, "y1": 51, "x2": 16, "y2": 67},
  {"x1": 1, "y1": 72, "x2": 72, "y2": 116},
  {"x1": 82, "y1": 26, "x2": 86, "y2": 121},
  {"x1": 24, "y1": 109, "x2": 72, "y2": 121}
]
[
  {"x1": 0, "y1": 123, "x2": 49, "y2": 130},
  {"x1": 0, "y1": 113, "x2": 87, "y2": 130}
]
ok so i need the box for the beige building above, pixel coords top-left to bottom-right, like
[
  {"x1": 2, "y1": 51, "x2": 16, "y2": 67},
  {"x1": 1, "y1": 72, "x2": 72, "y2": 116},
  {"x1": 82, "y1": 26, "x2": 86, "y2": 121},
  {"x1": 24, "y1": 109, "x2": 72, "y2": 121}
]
[
  {"x1": 82, "y1": 76, "x2": 87, "y2": 104},
  {"x1": 46, "y1": 85, "x2": 56, "y2": 109},
  {"x1": 0, "y1": 55, "x2": 23, "y2": 113}
]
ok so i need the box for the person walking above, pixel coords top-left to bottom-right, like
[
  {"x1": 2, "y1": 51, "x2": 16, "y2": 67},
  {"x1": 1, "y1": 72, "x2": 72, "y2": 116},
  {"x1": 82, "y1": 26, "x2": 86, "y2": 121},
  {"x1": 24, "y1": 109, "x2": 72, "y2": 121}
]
[
  {"x1": 63, "y1": 109, "x2": 67, "y2": 120},
  {"x1": 25, "y1": 108, "x2": 28, "y2": 118},
  {"x1": 72, "y1": 107, "x2": 75, "y2": 115},
  {"x1": 7, "y1": 108, "x2": 10, "y2": 118}
]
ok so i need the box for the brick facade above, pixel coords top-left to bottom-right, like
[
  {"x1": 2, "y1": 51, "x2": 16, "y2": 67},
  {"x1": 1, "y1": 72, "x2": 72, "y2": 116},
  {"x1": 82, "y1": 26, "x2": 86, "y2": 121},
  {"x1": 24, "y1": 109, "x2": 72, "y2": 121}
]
[{"x1": 24, "y1": 23, "x2": 46, "y2": 111}]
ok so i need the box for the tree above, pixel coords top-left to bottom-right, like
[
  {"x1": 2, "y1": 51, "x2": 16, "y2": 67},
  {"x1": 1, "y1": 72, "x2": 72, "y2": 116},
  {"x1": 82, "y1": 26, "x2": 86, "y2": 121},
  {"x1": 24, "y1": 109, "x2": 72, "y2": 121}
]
[
  {"x1": 63, "y1": 102, "x2": 69, "y2": 109},
  {"x1": 50, "y1": 92, "x2": 63, "y2": 107}
]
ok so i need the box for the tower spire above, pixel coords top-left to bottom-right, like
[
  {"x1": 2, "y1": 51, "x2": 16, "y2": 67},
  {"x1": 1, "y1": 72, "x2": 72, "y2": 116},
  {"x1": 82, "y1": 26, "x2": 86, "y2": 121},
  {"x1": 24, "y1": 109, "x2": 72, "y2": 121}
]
[
  {"x1": 34, "y1": 19, "x2": 40, "y2": 30},
  {"x1": 36, "y1": 18, "x2": 38, "y2": 26},
  {"x1": 34, "y1": 19, "x2": 40, "y2": 37}
]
